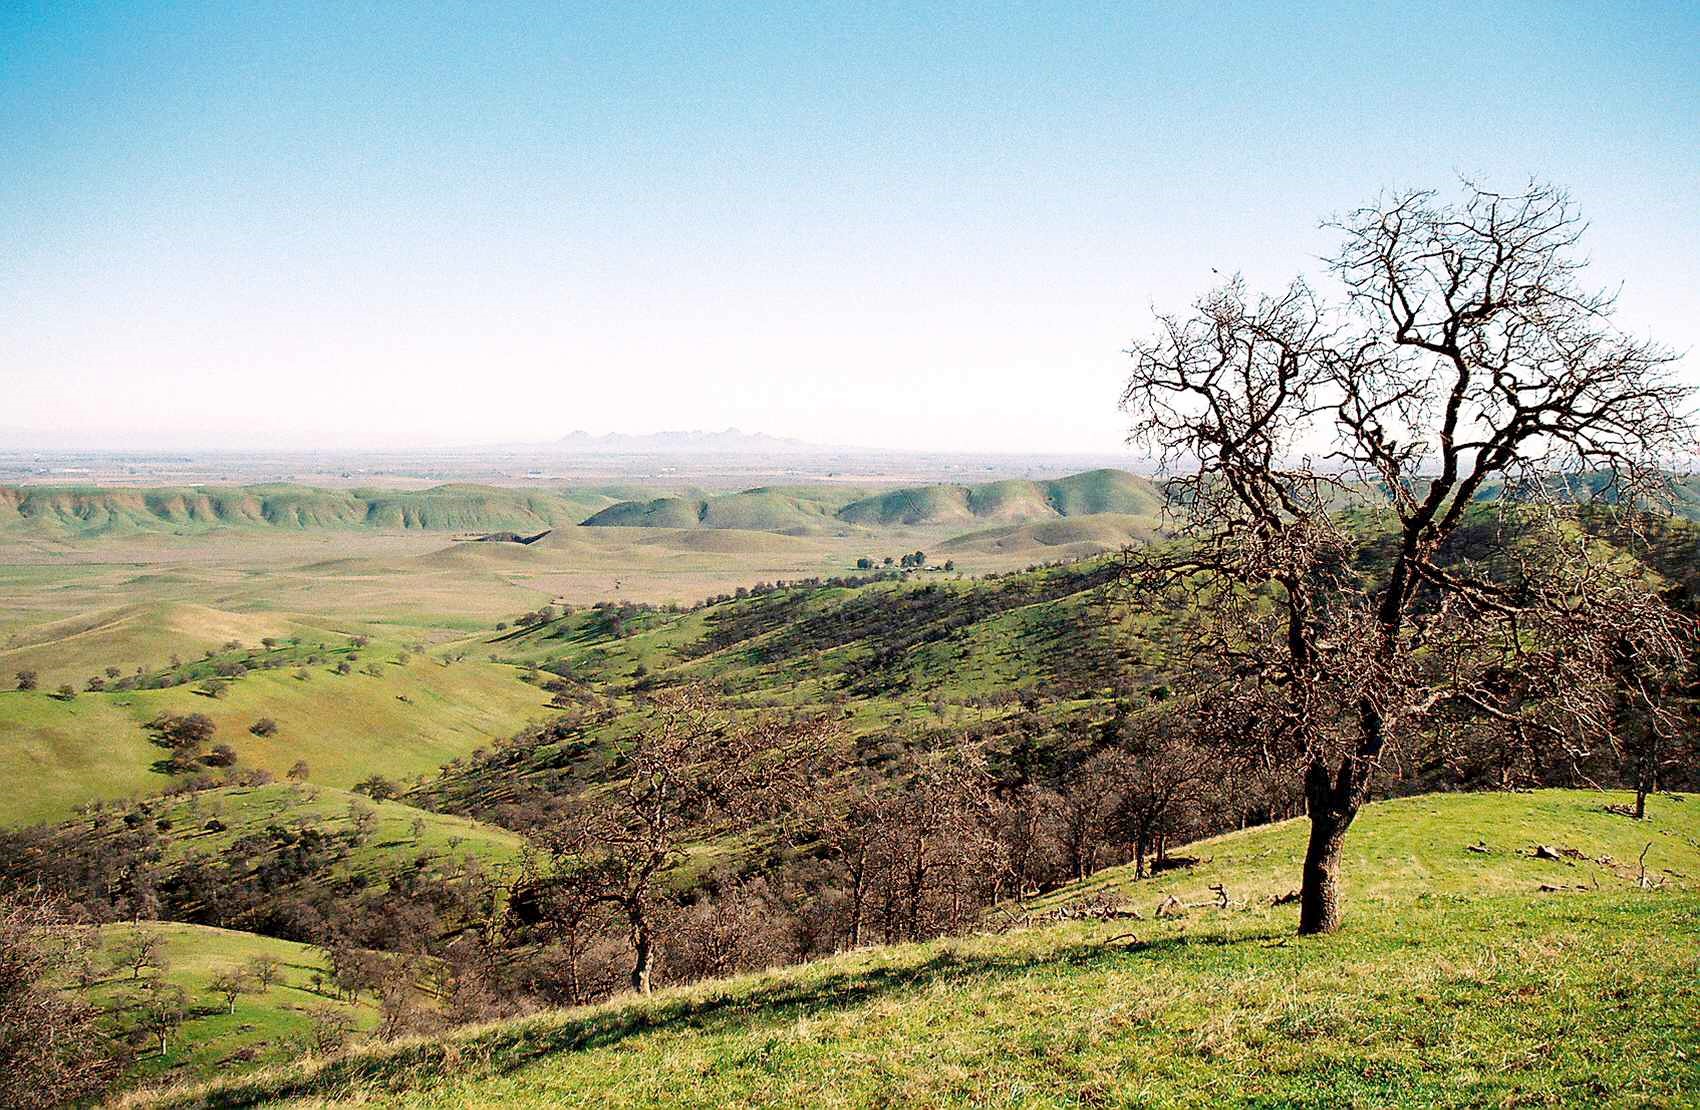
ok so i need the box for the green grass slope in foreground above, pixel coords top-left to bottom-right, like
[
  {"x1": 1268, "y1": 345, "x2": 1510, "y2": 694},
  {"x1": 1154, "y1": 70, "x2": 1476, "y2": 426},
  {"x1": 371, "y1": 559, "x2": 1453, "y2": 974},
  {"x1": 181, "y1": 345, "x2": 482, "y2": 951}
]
[{"x1": 133, "y1": 790, "x2": 1700, "y2": 1108}]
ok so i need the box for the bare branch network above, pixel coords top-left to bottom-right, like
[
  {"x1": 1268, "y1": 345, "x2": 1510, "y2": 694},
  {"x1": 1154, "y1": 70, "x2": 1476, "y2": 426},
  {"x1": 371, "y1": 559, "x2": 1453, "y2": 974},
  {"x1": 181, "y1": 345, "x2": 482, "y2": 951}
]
[{"x1": 1119, "y1": 181, "x2": 1696, "y2": 934}]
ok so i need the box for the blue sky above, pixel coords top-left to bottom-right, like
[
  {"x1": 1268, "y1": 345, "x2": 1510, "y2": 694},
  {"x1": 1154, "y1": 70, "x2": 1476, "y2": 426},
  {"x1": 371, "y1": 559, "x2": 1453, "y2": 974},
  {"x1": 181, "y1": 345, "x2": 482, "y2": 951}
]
[{"x1": 2, "y1": 2, "x2": 1696, "y2": 452}]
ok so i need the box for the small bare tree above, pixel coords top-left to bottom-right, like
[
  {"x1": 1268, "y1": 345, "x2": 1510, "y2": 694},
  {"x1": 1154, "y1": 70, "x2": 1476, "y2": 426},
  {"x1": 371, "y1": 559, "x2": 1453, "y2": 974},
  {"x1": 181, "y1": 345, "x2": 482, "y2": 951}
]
[
  {"x1": 127, "y1": 977, "x2": 187, "y2": 1056},
  {"x1": 115, "y1": 929, "x2": 166, "y2": 981},
  {"x1": 209, "y1": 968, "x2": 252, "y2": 1014},
  {"x1": 1107, "y1": 717, "x2": 1213, "y2": 879},
  {"x1": 243, "y1": 954, "x2": 283, "y2": 992},
  {"x1": 1052, "y1": 749, "x2": 1129, "y2": 881},
  {"x1": 1122, "y1": 182, "x2": 1693, "y2": 934},
  {"x1": 528, "y1": 689, "x2": 836, "y2": 993},
  {"x1": 816, "y1": 785, "x2": 894, "y2": 948}
]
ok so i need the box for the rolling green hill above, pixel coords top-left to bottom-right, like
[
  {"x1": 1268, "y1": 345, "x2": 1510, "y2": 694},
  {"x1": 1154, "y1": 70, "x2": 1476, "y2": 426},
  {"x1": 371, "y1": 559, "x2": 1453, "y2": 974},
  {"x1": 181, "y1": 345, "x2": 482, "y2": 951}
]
[
  {"x1": 127, "y1": 782, "x2": 525, "y2": 876},
  {"x1": 835, "y1": 470, "x2": 1164, "y2": 527},
  {"x1": 580, "y1": 487, "x2": 866, "y2": 534},
  {"x1": 0, "y1": 601, "x2": 314, "y2": 688},
  {"x1": 577, "y1": 470, "x2": 1167, "y2": 533},
  {"x1": 0, "y1": 484, "x2": 628, "y2": 539},
  {"x1": 0, "y1": 649, "x2": 550, "y2": 827},
  {"x1": 63, "y1": 922, "x2": 374, "y2": 1088},
  {"x1": 18, "y1": 781, "x2": 524, "y2": 905},
  {"x1": 937, "y1": 512, "x2": 1161, "y2": 556},
  {"x1": 124, "y1": 789, "x2": 1700, "y2": 1108}
]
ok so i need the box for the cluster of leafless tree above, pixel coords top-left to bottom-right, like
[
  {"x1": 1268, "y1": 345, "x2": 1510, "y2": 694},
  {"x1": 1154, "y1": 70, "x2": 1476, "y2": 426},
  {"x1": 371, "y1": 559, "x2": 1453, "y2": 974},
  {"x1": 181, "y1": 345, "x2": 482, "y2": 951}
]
[{"x1": 502, "y1": 687, "x2": 1279, "y2": 1000}]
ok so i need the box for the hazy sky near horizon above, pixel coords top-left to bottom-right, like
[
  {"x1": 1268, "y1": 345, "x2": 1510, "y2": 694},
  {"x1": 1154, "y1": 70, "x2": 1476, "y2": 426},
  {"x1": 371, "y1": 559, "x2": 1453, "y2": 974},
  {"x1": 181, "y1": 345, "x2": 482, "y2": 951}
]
[{"x1": 2, "y1": 3, "x2": 1696, "y2": 454}]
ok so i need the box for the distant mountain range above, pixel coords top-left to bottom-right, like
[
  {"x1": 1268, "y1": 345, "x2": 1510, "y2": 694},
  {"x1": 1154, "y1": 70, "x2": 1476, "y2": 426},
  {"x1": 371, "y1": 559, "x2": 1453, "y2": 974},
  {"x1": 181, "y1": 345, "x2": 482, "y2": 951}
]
[{"x1": 550, "y1": 428, "x2": 824, "y2": 454}]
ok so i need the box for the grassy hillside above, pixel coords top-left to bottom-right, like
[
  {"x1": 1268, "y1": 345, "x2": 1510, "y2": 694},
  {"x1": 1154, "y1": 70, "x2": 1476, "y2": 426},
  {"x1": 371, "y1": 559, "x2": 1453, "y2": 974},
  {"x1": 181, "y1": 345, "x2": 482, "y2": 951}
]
[
  {"x1": 0, "y1": 601, "x2": 313, "y2": 687},
  {"x1": 0, "y1": 651, "x2": 549, "y2": 826},
  {"x1": 578, "y1": 470, "x2": 1167, "y2": 533},
  {"x1": 127, "y1": 789, "x2": 1700, "y2": 1107},
  {"x1": 938, "y1": 512, "x2": 1160, "y2": 556},
  {"x1": 836, "y1": 470, "x2": 1164, "y2": 528},
  {"x1": 14, "y1": 781, "x2": 525, "y2": 913},
  {"x1": 64, "y1": 922, "x2": 373, "y2": 1087},
  {"x1": 129, "y1": 782, "x2": 525, "y2": 877},
  {"x1": 0, "y1": 484, "x2": 627, "y2": 539},
  {"x1": 415, "y1": 557, "x2": 1142, "y2": 834},
  {"x1": 581, "y1": 487, "x2": 867, "y2": 534}
]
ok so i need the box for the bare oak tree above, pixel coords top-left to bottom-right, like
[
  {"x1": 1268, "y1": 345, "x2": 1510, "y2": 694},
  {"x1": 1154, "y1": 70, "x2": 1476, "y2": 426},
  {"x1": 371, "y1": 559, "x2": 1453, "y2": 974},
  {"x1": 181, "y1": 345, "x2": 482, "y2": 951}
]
[
  {"x1": 1122, "y1": 182, "x2": 1693, "y2": 933},
  {"x1": 0, "y1": 893, "x2": 115, "y2": 1109},
  {"x1": 525, "y1": 688, "x2": 836, "y2": 993}
]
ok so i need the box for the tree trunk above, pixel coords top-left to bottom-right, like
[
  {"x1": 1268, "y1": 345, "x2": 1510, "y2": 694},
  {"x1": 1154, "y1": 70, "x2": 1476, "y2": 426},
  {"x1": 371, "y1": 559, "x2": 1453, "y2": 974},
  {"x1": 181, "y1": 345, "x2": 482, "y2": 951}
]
[
  {"x1": 629, "y1": 905, "x2": 654, "y2": 994},
  {"x1": 1298, "y1": 758, "x2": 1357, "y2": 935},
  {"x1": 1634, "y1": 757, "x2": 1654, "y2": 820},
  {"x1": 848, "y1": 845, "x2": 868, "y2": 948}
]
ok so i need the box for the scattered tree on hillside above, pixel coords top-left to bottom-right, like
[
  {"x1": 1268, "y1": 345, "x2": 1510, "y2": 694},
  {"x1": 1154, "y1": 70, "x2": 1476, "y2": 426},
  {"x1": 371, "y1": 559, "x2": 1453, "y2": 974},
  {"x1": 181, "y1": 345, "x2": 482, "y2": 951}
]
[
  {"x1": 14, "y1": 670, "x2": 37, "y2": 691},
  {"x1": 354, "y1": 775, "x2": 399, "y2": 801},
  {"x1": 126, "y1": 977, "x2": 187, "y2": 1056},
  {"x1": 347, "y1": 802, "x2": 379, "y2": 845},
  {"x1": 520, "y1": 688, "x2": 836, "y2": 993},
  {"x1": 209, "y1": 968, "x2": 253, "y2": 1014},
  {"x1": 156, "y1": 712, "x2": 217, "y2": 747},
  {"x1": 1120, "y1": 181, "x2": 1695, "y2": 933},
  {"x1": 249, "y1": 718, "x2": 279, "y2": 737},
  {"x1": 114, "y1": 929, "x2": 167, "y2": 981},
  {"x1": 243, "y1": 954, "x2": 283, "y2": 992}
]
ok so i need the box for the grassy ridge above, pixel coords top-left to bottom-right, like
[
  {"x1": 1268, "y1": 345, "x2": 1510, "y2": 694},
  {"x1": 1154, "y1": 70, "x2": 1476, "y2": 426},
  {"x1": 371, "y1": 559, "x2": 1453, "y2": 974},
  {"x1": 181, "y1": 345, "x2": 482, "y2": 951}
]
[
  {"x1": 0, "y1": 484, "x2": 629, "y2": 538},
  {"x1": 938, "y1": 512, "x2": 1161, "y2": 555},
  {"x1": 580, "y1": 487, "x2": 867, "y2": 534},
  {"x1": 125, "y1": 789, "x2": 1700, "y2": 1107},
  {"x1": 836, "y1": 469, "x2": 1163, "y2": 526},
  {"x1": 579, "y1": 470, "x2": 1166, "y2": 532},
  {"x1": 0, "y1": 602, "x2": 312, "y2": 690}
]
